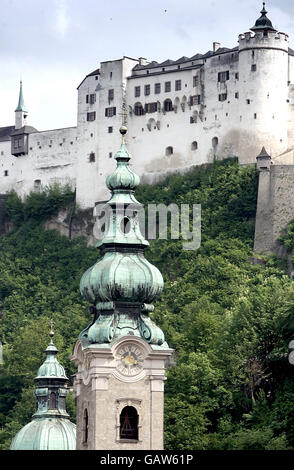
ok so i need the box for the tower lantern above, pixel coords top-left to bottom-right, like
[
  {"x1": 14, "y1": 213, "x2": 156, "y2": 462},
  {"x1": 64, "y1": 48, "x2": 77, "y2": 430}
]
[{"x1": 71, "y1": 125, "x2": 173, "y2": 450}]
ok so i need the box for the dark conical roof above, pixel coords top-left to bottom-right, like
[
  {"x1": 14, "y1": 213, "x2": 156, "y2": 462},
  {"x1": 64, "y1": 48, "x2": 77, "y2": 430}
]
[{"x1": 250, "y1": 2, "x2": 276, "y2": 32}]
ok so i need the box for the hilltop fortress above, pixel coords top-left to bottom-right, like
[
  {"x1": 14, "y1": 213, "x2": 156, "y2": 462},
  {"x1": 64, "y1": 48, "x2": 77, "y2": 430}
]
[{"x1": 1, "y1": 4, "x2": 294, "y2": 254}]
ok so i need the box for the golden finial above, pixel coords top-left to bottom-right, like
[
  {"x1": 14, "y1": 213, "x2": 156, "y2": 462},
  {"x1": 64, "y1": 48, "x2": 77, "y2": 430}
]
[{"x1": 119, "y1": 105, "x2": 128, "y2": 144}]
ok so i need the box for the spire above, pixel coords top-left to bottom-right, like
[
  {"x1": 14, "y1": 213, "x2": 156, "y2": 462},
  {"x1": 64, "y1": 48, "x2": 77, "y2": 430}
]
[
  {"x1": 250, "y1": 2, "x2": 277, "y2": 32},
  {"x1": 79, "y1": 124, "x2": 168, "y2": 348},
  {"x1": 15, "y1": 80, "x2": 28, "y2": 113}
]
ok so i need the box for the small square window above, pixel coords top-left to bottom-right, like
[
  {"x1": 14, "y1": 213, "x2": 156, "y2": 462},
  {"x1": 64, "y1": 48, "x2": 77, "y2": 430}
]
[
  {"x1": 165, "y1": 81, "x2": 171, "y2": 92},
  {"x1": 251, "y1": 64, "x2": 257, "y2": 72},
  {"x1": 155, "y1": 83, "x2": 161, "y2": 94},
  {"x1": 108, "y1": 127, "x2": 113, "y2": 133}
]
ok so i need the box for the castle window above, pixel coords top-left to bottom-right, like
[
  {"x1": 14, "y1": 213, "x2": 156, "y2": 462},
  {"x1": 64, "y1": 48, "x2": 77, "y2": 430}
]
[
  {"x1": 246, "y1": 99, "x2": 251, "y2": 104},
  {"x1": 191, "y1": 141, "x2": 198, "y2": 150},
  {"x1": 175, "y1": 80, "x2": 181, "y2": 91},
  {"x1": 4, "y1": 170, "x2": 8, "y2": 176},
  {"x1": 163, "y1": 99, "x2": 173, "y2": 112},
  {"x1": 87, "y1": 111, "x2": 96, "y2": 121},
  {"x1": 254, "y1": 113, "x2": 257, "y2": 119},
  {"x1": 144, "y1": 84, "x2": 150, "y2": 96},
  {"x1": 165, "y1": 146, "x2": 173, "y2": 156},
  {"x1": 109, "y1": 152, "x2": 113, "y2": 158},
  {"x1": 120, "y1": 406, "x2": 138, "y2": 441},
  {"x1": 14, "y1": 137, "x2": 22, "y2": 149},
  {"x1": 83, "y1": 409, "x2": 89, "y2": 444},
  {"x1": 110, "y1": 72, "x2": 112, "y2": 79},
  {"x1": 190, "y1": 116, "x2": 195, "y2": 124},
  {"x1": 95, "y1": 76, "x2": 99, "y2": 80},
  {"x1": 145, "y1": 102, "x2": 157, "y2": 113},
  {"x1": 251, "y1": 64, "x2": 257, "y2": 72},
  {"x1": 34, "y1": 179, "x2": 41, "y2": 190},
  {"x1": 190, "y1": 95, "x2": 201, "y2": 105},
  {"x1": 108, "y1": 89, "x2": 114, "y2": 101},
  {"x1": 108, "y1": 126, "x2": 113, "y2": 133},
  {"x1": 155, "y1": 83, "x2": 161, "y2": 94},
  {"x1": 218, "y1": 93, "x2": 227, "y2": 102},
  {"x1": 235, "y1": 73, "x2": 239, "y2": 80},
  {"x1": 134, "y1": 86, "x2": 141, "y2": 98},
  {"x1": 89, "y1": 152, "x2": 95, "y2": 162},
  {"x1": 252, "y1": 50, "x2": 255, "y2": 58},
  {"x1": 193, "y1": 75, "x2": 199, "y2": 87},
  {"x1": 90, "y1": 93, "x2": 96, "y2": 104},
  {"x1": 212, "y1": 137, "x2": 218, "y2": 148},
  {"x1": 218, "y1": 71, "x2": 229, "y2": 82},
  {"x1": 263, "y1": 31, "x2": 268, "y2": 37},
  {"x1": 165, "y1": 81, "x2": 171, "y2": 92},
  {"x1": 105, "y1": 107, "x2": 116, "y2": 117},
  {"x1": 134, "y1": 102, "x2": 144, "y2": 116},
  {"x1": 235, "y1": 92, "x2": 239, "y2": 99}
]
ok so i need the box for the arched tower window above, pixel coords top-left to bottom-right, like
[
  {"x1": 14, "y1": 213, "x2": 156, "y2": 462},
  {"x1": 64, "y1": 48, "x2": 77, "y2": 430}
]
[
  {"x1": 120, "y1": 406, "x2": 138, "y2": 440},
  {"x1": 83, "y1": 408, "x2": 89, "y2": 443},
  {"x1": 49, "y1": 392, "x2": 56, "y2": 409},
  {"x1": 165, "y1": 146, "x2": 173, "y2": 156}
]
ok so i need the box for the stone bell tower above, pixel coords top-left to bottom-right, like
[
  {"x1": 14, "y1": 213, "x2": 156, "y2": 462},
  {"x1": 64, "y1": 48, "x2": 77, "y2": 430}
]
[{"x1": 71, "y1": 126, "x2": 173, "y2": 450}]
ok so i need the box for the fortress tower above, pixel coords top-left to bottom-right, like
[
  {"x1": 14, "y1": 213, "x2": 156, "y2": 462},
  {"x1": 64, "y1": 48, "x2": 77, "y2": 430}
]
[
  {"x1": 238, "y1": 3, "x2": 289, "y2": 163},
  {"x1": 71, "y1": 126, "x2": 173, "y2": 450}
]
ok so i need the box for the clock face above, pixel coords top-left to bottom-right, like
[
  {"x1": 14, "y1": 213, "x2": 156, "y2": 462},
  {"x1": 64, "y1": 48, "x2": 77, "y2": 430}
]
[{"x1": 116, "y1": 344, "x2": 144, "y2": 376}]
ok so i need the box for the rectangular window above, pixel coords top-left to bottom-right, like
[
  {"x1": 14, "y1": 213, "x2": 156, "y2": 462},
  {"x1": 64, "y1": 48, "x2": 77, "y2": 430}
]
[
  {"x1": 135, "y1": 86, "x2": 141, "y2": 97},
  {"x1": 90, "y1": 93, "x2": 96, "y2": 104},
  {"x1": 190, "y1": 95, "x2": 201, "y2": 105},
  {"x1": 235, "y1": 72, "x2": 239, "y2": 80},
  {"x1": 145, "y1": 102, "x2": 157, "y2": 113},
  {"x1": 87, "y1": 112, "x2": 96, "y2": 121},
  {"x1": 218, "y1": 71, "x2": 229, "y2": 82},
  {"x1": 218, "y1": 93, "x2": 227, "y2": 102},
  {"x1": 105, "y1": 107, "x2": 116, "y2": 117},
  {"x1": 165, "y1": 81, "x2": 171, "y2": 92},
  {"x1": 175, "y1": 80, "x2": 181, "y2": 91},
  {"x1": 86, "y1": 94, "x2": 89, "y2": 103},
  {"x1": 155, "y1": 83, "x2": 161, "y2": 94},
  {"x1": 144, "y1": 84, "x2": 150, "y2": 96},
  {"x1": 246, "y1": 99, "x2": 251, "y2": 104},
  {"x1": 193, "y1": 75, "x2": 199, "y2": 87},
  {"x1": 251, "y1": 64, "x2": 257, "y2": 71},
  {"x1": 108, "y1": 89, "x2": 114, "y2": 101},
  {"x1": 108, "y1": 127, "x2": 113, "y2": 133},
  {"x1": 235, "y1": 92, "x2": 239, "y2": 99}
]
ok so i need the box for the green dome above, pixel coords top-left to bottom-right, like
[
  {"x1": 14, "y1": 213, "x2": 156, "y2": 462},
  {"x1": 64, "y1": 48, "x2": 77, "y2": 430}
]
[
  {"x1": 10, "y1": 418, "x2": 76, "y2": 450},
  {"x1": 36, "y1": 341, "x2": 68, "y2": 380},
  {"x1": 80, "y1": 251, "x2": 163, "y2": 304},
  {"x1": 106, "y1": 144, "x2": 140, "y2": 191}
]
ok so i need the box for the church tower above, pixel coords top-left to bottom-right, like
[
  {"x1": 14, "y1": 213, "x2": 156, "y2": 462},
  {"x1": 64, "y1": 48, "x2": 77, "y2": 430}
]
[
  {"x1": 71, "y1": 126, "x2": 173, "y2": 450},
  {"x1": 15, "y1": 80, "x2": 28, "y2": 130},
  {"x1": 10, "y1": 322, "x2": 76, "y2": 450}
]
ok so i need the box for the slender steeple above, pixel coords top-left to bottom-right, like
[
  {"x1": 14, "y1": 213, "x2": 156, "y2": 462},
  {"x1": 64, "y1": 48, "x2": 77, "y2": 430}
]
[
  {"x1": 250, "y1": 2, "x2": 277, "y2": 32},
  {"x1": 79, "y1": 124, "x2": 167, "y2": 347},
  {"x1": 15, "y1": 80, "x2": 28, "y2": 129},
  {"x1": 10, "y1": 321, "x2": 76, "y2": 450}
]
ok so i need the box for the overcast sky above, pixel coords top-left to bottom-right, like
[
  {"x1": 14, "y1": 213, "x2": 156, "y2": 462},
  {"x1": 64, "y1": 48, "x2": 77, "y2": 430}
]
[{"x1": 1, "y1": 0, "x2": 294, "y2": 130}]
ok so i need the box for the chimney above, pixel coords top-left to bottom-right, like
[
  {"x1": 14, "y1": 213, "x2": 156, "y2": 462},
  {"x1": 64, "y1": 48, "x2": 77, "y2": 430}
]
[
  {"x1": 138, "y1": 57, "x2": 148, "y2": 66},
  {"x1": 213, "y1": 42, "x2": 221, "y2": 53}
]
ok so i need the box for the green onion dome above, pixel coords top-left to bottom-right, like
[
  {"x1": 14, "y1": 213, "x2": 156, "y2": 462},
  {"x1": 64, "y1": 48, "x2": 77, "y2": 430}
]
[
  {"x1": 106, "y1": 144, "x2": 140, "y2": 191},
  {"x1": 36, "y1": 340, "x2": 68, "y2": 380}
]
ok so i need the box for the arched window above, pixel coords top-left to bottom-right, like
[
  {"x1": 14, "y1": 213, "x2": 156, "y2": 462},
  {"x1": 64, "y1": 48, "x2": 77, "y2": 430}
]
[
  {"x1": 164, "y1": 99, "x2": 173, "y2": 112},
  {"x1": 212, "y1": 137, "x2": 218, "y2": 148},
  {"x1": 165, "y1": 146, "x2": 173, "y2": 156},
  {"x1": 134, "y1": 102, "x2": 144, "y2": 116},
  {"x1": 83, "y1": 408, "x2": 89, "y2": 443},
  {"x1": 191, "y1": 141, "x2": 198, "y2": 150},
  {"x1": 120, "y1": 406, "x2": 138, "y2": 440},
  {"x1": 49, "y1": 392, "x2": 56, "y2": 410}
]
